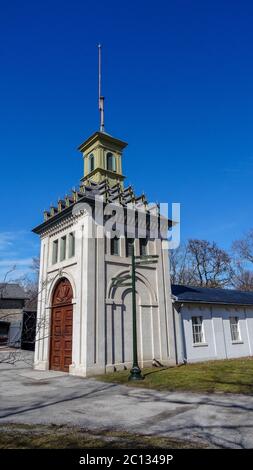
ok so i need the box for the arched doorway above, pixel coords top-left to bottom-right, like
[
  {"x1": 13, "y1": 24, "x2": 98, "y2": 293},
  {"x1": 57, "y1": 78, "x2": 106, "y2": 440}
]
[{"x1": 50, "y1": 278, "x2": 73, "y2": 372}]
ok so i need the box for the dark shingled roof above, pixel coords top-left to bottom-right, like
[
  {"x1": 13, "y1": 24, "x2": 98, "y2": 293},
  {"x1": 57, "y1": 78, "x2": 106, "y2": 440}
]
[
  {"x1": 171, "y1": 284, "x2": 253, "y2": 306},
  {"x1": 0, "y1": 283, "x2": 27, "y2": 300},
  {"x1": 32, "y1": 177, "x2": 172, "y2": 235},
  {"x1": 33, "y1": 179, "x2": 149, "y2": 232}
]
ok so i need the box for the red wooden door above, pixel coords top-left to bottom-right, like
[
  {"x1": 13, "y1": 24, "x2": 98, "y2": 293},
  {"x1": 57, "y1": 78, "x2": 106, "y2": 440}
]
[{"x1": 50, "y1": 278, "x2": 73, "y2": 372}]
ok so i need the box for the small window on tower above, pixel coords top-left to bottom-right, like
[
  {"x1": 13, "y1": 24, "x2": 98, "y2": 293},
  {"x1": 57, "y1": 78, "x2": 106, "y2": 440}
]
[
  {"x1": 89, "y1": 154, "x2": 95, "y2": 172},
  {"x1": 107, "y1": 152, "x2": 116, "y2": 172}
]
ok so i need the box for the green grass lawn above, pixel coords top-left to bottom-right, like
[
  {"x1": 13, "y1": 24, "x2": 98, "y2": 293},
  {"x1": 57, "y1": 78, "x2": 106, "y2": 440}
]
[
  {"x1": 0, "y1": 424, "x2": 203, "y2": 449},
  {"x1": 96, "y1": 358, "x2": 253, "y2": 394}
]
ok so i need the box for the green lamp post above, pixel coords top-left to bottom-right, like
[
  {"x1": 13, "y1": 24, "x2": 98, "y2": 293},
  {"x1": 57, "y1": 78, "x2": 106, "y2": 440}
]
[
  {"x1": 128, "y1": 249, "x2": 143, "y2": 381},
  {"x1": 111, "y1": 242, "x2": 159, "y2": 382}
]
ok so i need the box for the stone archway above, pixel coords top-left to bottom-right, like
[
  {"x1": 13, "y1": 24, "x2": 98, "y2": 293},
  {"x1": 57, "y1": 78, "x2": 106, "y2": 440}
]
[{"x1": 49, "y1": 278, "x2": 73, "y2": 372}]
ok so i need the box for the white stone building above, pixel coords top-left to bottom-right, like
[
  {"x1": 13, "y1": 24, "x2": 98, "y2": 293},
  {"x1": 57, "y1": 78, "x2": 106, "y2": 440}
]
[
  {"x1": 33, "y1": 129, "x2": 253, "y2": 377},
  {"x1": 33, "y1": 131, "x2": 176, "y2": 377}
]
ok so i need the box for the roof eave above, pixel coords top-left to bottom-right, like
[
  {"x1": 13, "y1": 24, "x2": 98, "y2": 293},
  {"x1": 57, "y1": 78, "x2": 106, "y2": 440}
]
[
  {"x1": 32, "y1": 195, "x2": 95, "y2": 235},
  {"x1": 78, "y1": 131, "x2": 128, "y2": 152},
  {"x1": 174, "y1": 299, "x2": 253, "y2": 307}
]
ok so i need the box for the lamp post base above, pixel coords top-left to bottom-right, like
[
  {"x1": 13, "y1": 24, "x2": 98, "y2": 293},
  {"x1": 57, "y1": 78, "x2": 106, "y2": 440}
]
[{"x1": 128, "y1": 365, "x2": 144, "y2": 381}]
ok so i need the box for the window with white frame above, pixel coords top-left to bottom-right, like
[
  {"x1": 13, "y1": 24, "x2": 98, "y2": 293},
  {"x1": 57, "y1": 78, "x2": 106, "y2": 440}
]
[
  {"x1": 192, "y1": 316, "x2": 204, "y2": 344},
  {"x1": 229, "y1": 316, "x2": 240, "y2": 342}
]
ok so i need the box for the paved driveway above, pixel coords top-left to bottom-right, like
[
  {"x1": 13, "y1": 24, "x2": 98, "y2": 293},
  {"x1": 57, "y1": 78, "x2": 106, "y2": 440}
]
[{"x1": 0, "y1": 354, "x2": 253, "y2": 449}]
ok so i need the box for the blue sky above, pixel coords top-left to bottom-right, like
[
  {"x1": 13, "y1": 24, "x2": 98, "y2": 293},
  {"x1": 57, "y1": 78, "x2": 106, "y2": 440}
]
[{"x1": 1, "y1": 0, "x2": 253, "y2": 280}]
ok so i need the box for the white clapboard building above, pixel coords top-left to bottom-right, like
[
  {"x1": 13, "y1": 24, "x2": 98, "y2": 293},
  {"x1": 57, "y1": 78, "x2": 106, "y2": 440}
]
[{"x1": 172, "y1": 284, "x2": 253, "y2": 363}]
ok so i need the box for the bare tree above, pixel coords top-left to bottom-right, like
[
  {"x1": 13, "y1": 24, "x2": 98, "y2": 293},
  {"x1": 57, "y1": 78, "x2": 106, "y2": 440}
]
[
  {"x1": 231, "y1": 230, "x2": 253, "y2": 291},
  {"x1": 0, "y1": 265, "x2": 17, "y2": 295},
  {"x1": 0, "y1": 259, "x2": 50, "y2": 366},
  {"x1": 170, "y1": 239, "x2": 232, "y2": 288},
  {"x1": 231, "y1": 262, "x2": 253, "y2": 291},
  {"x1": 170, "y1": 243, "x2": 196, "y2": 285},
  {"x1": 187, "y1": 239, "x2": 232, "y2": 287},
  {"x1": 232, "y1": 230, "x2": 253, "y2": 264},
  {"x1": 20, "y1": 256, "x2": 40, "y2": 309}
]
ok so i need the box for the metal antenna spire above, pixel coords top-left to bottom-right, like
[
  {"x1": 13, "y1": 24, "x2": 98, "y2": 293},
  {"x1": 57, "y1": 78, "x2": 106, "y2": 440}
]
[{"x1": 98, "y1": 44, "x2": 105, "y2": 132}]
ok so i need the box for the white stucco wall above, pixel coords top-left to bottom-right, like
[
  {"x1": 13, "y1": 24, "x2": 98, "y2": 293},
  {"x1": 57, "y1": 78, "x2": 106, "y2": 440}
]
[
  {"x1": 175, "y1": 303, "x2": 253, "y2": 363},
  {"x1": 34, "y1": 210, "x2": 176, "y2": 377},
  {"x1": 34, "y1": 213, "x2": 82, "y2": 373},
  {"x1": 104, "y1": 236, "x2": 176, "y2": 371}
]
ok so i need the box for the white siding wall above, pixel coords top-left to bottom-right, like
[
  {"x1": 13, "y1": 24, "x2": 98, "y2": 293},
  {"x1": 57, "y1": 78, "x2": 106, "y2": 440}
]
[{"x1": 177, "y1": 303, "x2": 253, "y2": 363}]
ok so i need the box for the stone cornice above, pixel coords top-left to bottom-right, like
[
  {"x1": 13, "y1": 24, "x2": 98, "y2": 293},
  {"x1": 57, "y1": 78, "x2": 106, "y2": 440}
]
[{"x1": 40, "y1": 212, "x2": 86, "y2": 239}]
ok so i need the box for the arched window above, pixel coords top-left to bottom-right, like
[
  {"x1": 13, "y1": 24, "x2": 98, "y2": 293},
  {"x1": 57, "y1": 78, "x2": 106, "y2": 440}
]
[
  {"x1": 89, "y1": 154, "x2": 94, "y2": 173},
  {"x1": 107, "y1": 152, "x2": 116, "y2": 172}
]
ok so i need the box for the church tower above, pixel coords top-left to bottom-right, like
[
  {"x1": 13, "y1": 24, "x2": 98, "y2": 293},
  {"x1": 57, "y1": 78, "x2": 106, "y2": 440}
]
[{"x1": 32, "y1": 45, "x2": 176, "y2": 378}]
